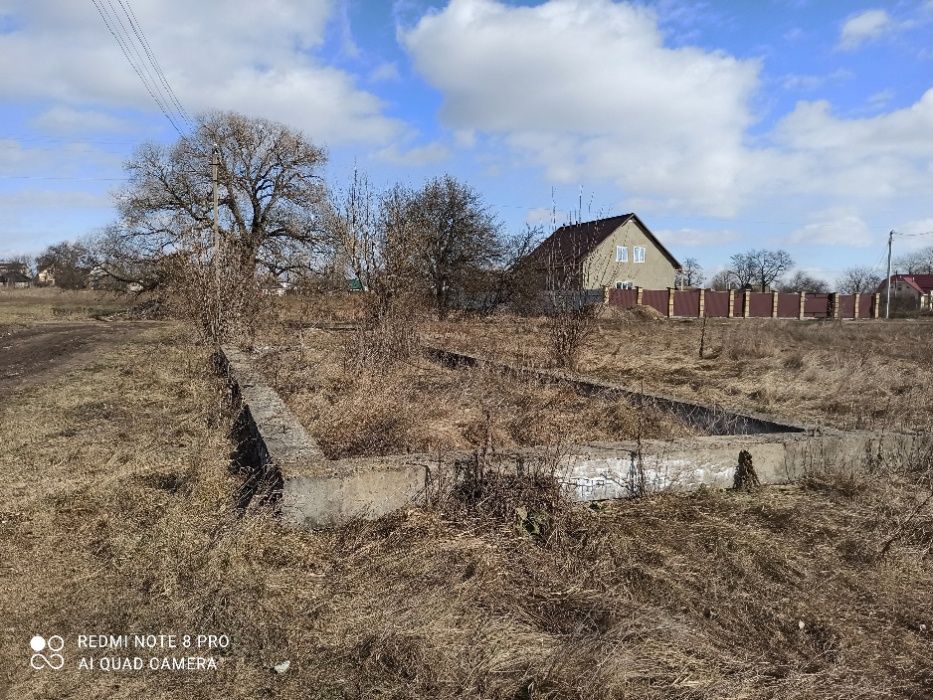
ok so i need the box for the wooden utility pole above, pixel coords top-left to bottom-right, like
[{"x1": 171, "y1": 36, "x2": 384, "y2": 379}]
[
  {"x1": 212, "y1": 145, "x2": 220, "y2": 286},
  {"x1": 212, "y1": 145, "x2": 221, "y2": 343}
]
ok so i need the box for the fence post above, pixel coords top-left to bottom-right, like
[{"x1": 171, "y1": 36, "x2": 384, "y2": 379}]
[
  {"x1": 728, "y1": 289, "x2": 735, "y2": 318},
  {"x1": 771, "y1": 290, "x2": 779, "y2": 318},
  {"x1": 829, "y1": 292, "x2": 839, "y2": 319},
  {"x1": 602, "y1": 285, "x2": 609, "y2": 304},
  {"x1": 698, "y1": 288, "x2": 705, "y2": 318},
  {"x1": 854, "y1": 294, "x2": 860, "y2": 319},
  {"x1": 743, "y1": 290, "x2": 750, "y2": 318},
  {"x1": 873, "y1": 292, "x2": 881, "y2": 319},
  {"x1": 798, "y1": 292, "x2": 806, "y2": 320},
  {"x1": 636, "y1": 286, "x2": 644, "y2": 306},
  {"x1": 667, "y1": 287, "x2": 675, "y2": 318}
]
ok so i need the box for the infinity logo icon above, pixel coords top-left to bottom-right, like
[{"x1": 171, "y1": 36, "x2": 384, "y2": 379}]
[{"x1": 30, "y1": 635, "x2": 65, "y2": 670}]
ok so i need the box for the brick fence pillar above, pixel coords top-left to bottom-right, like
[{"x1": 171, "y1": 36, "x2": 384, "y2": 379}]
[
  {"x1": 829, "y1": 292, "x2": 839, "y2": 319},
  {"x1": 771, "y1": 290, "x2": 779, "y2": 318},
  {"x1": 798, "y1": 292, "x2": 806, "y2": 320},
  {"x1": 874, "y1": 292, "x2": 881, "y2": 318},
  {"x1": 743, "y1": 290, "x2": 750, "y2": 318},
  {"x1": 601, "y1": 285, "x2": 609, "y2": 304},
  {"x1": 667, "y1": 287, "x2": 675, "y2": 318},
  {"x1": 636, "y1": 286, "x2": 644, "y2": 305},
  {"x1": 698, "y1": 288, "x2": 705, "y2": 318},
  {"x1": 854, "y1": 294, "x2": 860, "y2": 319},
  {"x1": 728, "y1": 289, "x2": 735, "y2": 318}
]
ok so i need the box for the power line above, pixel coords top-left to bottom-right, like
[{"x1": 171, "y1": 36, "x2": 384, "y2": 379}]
[
  {"x1": 89, "y1": 0, "x2": 189, "y2": 136},
  {"x1": 120, "y1": 0, "x2": 194, "y2": 129}
]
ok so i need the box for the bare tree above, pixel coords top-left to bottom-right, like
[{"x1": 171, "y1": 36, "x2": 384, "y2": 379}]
[
  {"x1": 116, "y1": 111, "x2": 326, "y2": 281},
  {"x1": 407, "y1": 174, "x2": 503, "y2": 319},
  {"x1": 838, "y1": 266, "x2": 883, "y2": 294},
  {"x1": 730, "y1": 249, "x2": 793, "y2": 292},
  {"x1": 895, "y1": 247, "x2": 933, "y2": 275},
  {"x1": 36, "y1": 241, "x2": 92, "y2": 289},
  {"x1": 708, "y1": 269, "x2": 737, "y2": 290},
  {"x1": 779, "y1": 270, "x2": 829, "y2": 293},
  {"x1": 675, "y1": 257, "x2": 704, "y2": 288}
]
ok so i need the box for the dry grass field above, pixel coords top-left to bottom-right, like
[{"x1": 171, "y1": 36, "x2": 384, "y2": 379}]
[
  {"x1": 251, "y1": 328, "x2": 698, "y2": 459},
  {"x1": 0, "y1": 288, "x2": 133, "y2": 329},
  {"x1": 2, "y1": 294, "x2": 933, "y2": 698},
  {"x1": 424, "y1": 314, "x2": 933, "y2": 432}
]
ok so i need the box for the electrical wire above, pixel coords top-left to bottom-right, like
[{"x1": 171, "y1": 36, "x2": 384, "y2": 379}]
[{"x1": 88, "y1": 0, "x2": 186, "y2": 136}]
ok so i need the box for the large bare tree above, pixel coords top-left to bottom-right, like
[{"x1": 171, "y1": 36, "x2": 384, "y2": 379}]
[
  {"x1": 729, "y1": 249, "x2": 793, "y2": 292},
  {"x1": 115, "y1": 111, "x2": 327, "y2": 280},
  {"x1": 838, "y1": 266, "x2": 882, "y2": 294}
]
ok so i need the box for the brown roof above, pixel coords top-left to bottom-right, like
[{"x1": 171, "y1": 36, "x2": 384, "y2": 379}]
[
  {"x1": 880, "y1": 274, "x2": 933, "y2": 294},
  {"x1": 525, "y1": 214, "x2": 681, "y2": 271}
]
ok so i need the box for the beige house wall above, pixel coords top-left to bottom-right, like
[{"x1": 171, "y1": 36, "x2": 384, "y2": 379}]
[{"x1": 582, "y1": 218, "x2": 677, "y2": 289}]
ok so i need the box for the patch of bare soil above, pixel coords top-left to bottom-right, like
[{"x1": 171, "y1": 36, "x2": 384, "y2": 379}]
[{"x1": 0, "y1": 321, "x2": 157, "y2": 393}]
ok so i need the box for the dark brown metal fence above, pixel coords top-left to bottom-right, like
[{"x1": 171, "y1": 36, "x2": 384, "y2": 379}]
[
  {"x1": 705, "y1": 291, "x2": 729, "y2": 317},
  {"x1": 838, "y1": 294, "x2": 854, "y2": 318},
  {"x1": 805, "y1": 293, "x2": 830, "y2": 318},
  {"x1": 602, "y1": 287, "x2": 879, "y2": 319},
  {"x1": 607, "y1": 288, "x2": 637, "y2": 307},
  {"x1": 642, "y1": 289, "x2": 668, "y2": 315},
  {"x1": 673, "y1": 289, "x2": 699, "y2": 317},
  {"x1": 777, "y1": 293, "x2": 798, "y2": 318},
  {"x1": 747, "y1": 292, "x2": 772, "y2": 317}
]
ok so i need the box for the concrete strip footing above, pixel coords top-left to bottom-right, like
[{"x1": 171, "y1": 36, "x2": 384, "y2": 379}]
[{"x1": 219, "y1": 345, "x2": 914, "y2": 528}]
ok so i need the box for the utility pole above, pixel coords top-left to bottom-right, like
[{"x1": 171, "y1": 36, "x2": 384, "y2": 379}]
[
  {"x1": 212, "y1": 144, "x2": 221, "y2": 343},
  {"x1": 885, "y1": 229, "x2": 894, "y2": 319}
]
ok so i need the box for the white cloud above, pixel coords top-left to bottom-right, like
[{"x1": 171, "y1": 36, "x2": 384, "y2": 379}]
[
  {"x1": 369, "y1": 62, "x2": 401, "y2": 82},
  {"x1": 654, "y1": 228, "x2": 740, "y2": 247},
  {"x1": 0, "y1": 0, "x2": 401, "y2": 145},
  {"x1": 764, "y1": 89, "x2": 933, "y2": 200},
  {"x1": 780, "y1": 69, "x2": 852, "y2": 92},
  {"x1": 788, "y1": 209, "x2": 873, "y2": 247},
  {"x1": 376, "y1": 141, "x2": 450, "y2": 166},
  {"x1": 838, "y1": 9, "x2": 895, "y2": 50},
  {"x1": 31, "y1": 106, "x2": 133, "y2": 134},
  {"x1": 401, "y1": 0, "x2": 760, "y2": 216}
]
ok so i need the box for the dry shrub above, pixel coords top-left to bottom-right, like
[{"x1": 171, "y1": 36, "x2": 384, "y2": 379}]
[
  {"x1": 343, "y1": 301, "x2": 420, "y2": 377},
  {"x1": 161, "y1": 249, "x2": 263, "y2": 343},
  {"x1": 544, "y1": 302, "x2": 599, "y2": 370}
]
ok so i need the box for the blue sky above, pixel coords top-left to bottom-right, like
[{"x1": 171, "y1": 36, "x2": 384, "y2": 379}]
[{"x1": 1, "y1": 0, "x2": 932, "y2": 283}]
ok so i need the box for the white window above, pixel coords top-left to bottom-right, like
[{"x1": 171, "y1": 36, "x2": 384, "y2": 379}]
[
  {"x1": 633, "y1": 246, "x2": 646, "y2": 263},
  {"x1": 615, "y1": 245, "x2": 628, "y2": 263},
  {"x1": 615, "y1": 281, "x2": 634, "y2": 289}
]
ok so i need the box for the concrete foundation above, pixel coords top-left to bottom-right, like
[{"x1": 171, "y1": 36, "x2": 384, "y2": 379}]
[{"x1": 220, "y1": 345, "x2": 913, "y2": 528}]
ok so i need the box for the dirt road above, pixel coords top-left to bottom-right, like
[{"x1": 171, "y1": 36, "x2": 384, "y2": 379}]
[{"x1": 0, "y1": 321, "x2": 153, "y2": 393}]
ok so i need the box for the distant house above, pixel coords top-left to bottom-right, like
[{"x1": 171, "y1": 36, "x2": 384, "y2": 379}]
[
  {"x1": 0, "y1": 261, "x2": 31, "y2": 288},
  {"x1": 877, "y1": 274, "x2": 933, "y2": 310},
  {"x1": 36, "y1": 267, "x2": 56, "y2": 286},
  {"x1": 522, "y1": 214, "x2": 681, "y2": 292}
]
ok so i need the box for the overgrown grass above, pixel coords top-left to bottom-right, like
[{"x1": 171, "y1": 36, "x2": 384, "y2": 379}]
[
  {"x1": 251, "y1": 329, "x2": 697, "y2": 459},
  {"x1": 4, "y1": 300, "x2": 933, "y2": 697},
  {"x1": 424, "y1": 315, "x2": 933, "y2": 431},
  {"x1": 0, "y1": 288, "x2": 133, "y2": 326}
]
